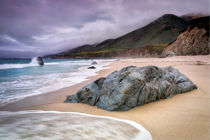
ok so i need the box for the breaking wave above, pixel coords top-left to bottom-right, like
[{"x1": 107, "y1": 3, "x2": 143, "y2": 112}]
[{"x1": 0, "y1": 57, "x2": 58, "y2": 70}]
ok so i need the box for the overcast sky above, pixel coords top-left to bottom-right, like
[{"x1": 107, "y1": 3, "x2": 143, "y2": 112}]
[{"x1": 0, "y1": 0, "x2": 209, "y2": 58}]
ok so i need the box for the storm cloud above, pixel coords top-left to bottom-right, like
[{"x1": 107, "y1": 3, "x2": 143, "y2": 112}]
[{"x1": 0, "y1": 0, "x2": 209, "y2": 58}]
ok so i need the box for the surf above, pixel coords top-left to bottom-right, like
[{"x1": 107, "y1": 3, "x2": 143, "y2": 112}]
[
  {"x1": 0, "y1": 57, "x2": 57, "y2": 70},
  {"x1": 0, "y1": 110, "x2": 152, "y2": 140},
  {"x1": 0, "y1": 59, "x2": 113, "y2": 107}
]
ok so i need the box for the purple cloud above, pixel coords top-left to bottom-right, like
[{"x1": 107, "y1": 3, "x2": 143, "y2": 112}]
[{"x1": 0, "y1": 0, "x2": 209, "y2": 58}]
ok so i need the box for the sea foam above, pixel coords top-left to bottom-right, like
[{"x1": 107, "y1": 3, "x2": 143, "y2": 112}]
[
  {"x1": 0, "y1": 59, "x2": 113, "y2": 107},
  {"x1": 0, "y1": 58, "x2": 59, "y2": 70},
  {"x1": 0, "y1": 111, "x2": 152, "y2": 140}
]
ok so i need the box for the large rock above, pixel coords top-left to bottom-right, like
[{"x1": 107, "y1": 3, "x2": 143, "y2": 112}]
[{"x1": 65, "y1": 66, "x2": 197, "y2": 111}]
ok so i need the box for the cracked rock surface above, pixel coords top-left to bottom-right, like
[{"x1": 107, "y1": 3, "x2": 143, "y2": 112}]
[{"x1": 65, "y1": 66, "x2": 197, "y2": 111}]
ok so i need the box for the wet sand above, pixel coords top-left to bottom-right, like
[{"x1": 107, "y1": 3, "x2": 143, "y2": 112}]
[{"x1": 1, "y1": 55, "x2": 210, "y2": 140}]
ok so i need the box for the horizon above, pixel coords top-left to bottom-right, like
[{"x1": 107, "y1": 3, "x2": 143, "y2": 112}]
[{"x1": 0, "y1": 0, "x2": 209, "y2": 58}]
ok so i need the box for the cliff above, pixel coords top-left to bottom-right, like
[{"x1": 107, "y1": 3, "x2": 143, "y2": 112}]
[{"x1": 162, "y1": 16, "x2": 210, "y2": 56}]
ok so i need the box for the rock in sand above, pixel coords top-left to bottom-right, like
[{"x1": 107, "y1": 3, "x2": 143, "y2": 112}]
[{"x1": 65, "y1": 65, "x2": 197, "y2": 111}]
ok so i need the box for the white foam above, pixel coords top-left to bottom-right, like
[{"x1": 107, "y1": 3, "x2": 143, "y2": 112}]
[
  {"x1": 0, "y1": 110, "x2": 152, "y2": 140},
  {"x1": 0, "y1": 60, "x2": 59, "y2": 70},
  {"x1": 0, "y1": 59, "x2": 114, "y2": 107},
  {"x1": 0, "y1": 59, "x2": 112, "y2": 70}
]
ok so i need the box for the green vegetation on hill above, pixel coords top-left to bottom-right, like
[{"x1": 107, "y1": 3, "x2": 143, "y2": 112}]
[{"x1": 52, "y1": 14, "x2": 188, "y2": 58}]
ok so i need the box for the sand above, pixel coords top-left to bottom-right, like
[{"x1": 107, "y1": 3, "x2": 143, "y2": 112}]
[{"x1": 1, "y1": 55, "x2": 210, "y2": 140}]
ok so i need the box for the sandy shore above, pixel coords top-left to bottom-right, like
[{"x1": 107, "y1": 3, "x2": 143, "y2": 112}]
[{"x1": 1, "y1": 55, "x2": 210, "y2": 140}]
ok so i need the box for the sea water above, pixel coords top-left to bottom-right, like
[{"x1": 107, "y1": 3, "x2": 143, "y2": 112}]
[
  {"x1": 0, "y1": 111, "x2": 152, "y2": 140},
  {"x1": 0, "y1": 58, "x2": 112, "y2": 107},
  {"x1": 0, "y1": 59, "x2": 153, "y2": 140}
]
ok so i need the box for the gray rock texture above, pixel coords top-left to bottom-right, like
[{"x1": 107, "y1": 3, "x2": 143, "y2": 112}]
[{"x1": 65, "y1": 66, "x2": 197, "y2": 111}]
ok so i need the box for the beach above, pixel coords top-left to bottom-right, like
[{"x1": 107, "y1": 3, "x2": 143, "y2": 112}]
[{"x1": 1, "y1": 55, "x2": 210, "y2": 140}]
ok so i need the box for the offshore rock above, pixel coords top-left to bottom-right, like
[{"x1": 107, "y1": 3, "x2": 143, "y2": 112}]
[
  {"x1": 88, "y1": 66, "x2": 96, "y2": 69},
  {"x1": 65, "y1": 66, "x2": 197, "y2": 111},
  {"x1": 37, "y1": 56, "x2": 44, "y2": 65},
  {"x1": 91, "y1": 61, "x2": 97, "y2": 65}
]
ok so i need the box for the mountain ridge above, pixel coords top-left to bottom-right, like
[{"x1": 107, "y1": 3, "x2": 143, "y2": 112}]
[{"x1": 47, "y1": 14, "x2": 198, "y2": 58}]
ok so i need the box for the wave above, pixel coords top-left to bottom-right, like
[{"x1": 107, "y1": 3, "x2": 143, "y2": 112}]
[
  {"x1": 0, "y1": 110, "x2": 152, "y2": 140},
  {"x1": 0, "y1": 57, "x2": 59, "y2": 70},
  {"x1": 30, "y1": 57, "x2": 39, "y2": 65},
  {"x1": 0, "y1": 60, "x2": 112, "y2": 107}
]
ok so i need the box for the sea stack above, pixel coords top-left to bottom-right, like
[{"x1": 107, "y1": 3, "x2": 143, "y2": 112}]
[{"x1": 37, "y1": 56, "x2": 44, "y2": 65}]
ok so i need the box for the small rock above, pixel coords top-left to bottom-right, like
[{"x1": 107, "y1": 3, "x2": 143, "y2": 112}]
[
  {"x1": 91, "y1": 61, "x2": 97, "y2": 65},
  {"x1": 65, "y1": 94, "x2": 78, "y2": 103},
  {"x1": 166, "y1": 51, "x2": 176, "y2": 57},
  {"x1": 88, "y1": 66, "x2": 96, "y2": 69}
]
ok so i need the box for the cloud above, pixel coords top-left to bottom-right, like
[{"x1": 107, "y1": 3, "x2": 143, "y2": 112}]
[
  {"x1": 0, "y1": 0, "x2": 209, "y2": 58},
  {"x1": 0, "y1": 35, "x2": 18, "y2": 43}
]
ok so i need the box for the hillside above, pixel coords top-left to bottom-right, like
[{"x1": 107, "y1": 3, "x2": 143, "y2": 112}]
[
  {"x1": 50, "y1": 14, "x2": 188, "y2": 58},
  {"x1": 162, "y1": 16, "x2": 210, "y2": 56}
]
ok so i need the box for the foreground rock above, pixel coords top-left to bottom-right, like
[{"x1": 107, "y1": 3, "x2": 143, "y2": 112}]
[{"x1": 65, "y1": 66, "x2": 197, "y2": 111}]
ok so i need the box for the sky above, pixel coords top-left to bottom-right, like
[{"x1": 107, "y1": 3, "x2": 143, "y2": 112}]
[{"x1": 0, "y1": 0, "x2": 209, "y2": 58}]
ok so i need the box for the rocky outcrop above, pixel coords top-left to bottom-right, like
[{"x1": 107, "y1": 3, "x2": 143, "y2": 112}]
[
  {"x1": 162, "y1": 16, "x2": 210, "y2": 56},
  {"x1": 37, "y1": 56, "x2": 44, "y2": 65},
  {"x1": 65, "y1": 66, "x2": 197, "y2": 111}
]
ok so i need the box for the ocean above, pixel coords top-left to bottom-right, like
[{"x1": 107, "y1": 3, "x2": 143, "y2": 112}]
[
  {"x1": 0, "y1": 58, "x2": 112, "y2": 107},
  {"x1": 0, "y1": 58, "x2": 153, "y2": 140}
]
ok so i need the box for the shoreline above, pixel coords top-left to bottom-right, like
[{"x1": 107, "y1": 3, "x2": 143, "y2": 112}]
[
  {"x1": 0, "y1": 60, "x2": 116, "y2": 111},
  {"x1": 0, "y1": 110, "x2": 152, "y2": 140},
  {"x1": 1, "y1": 55, "x2": 210, "y2": 140}
]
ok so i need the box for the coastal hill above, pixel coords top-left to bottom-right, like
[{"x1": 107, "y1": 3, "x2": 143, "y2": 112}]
[
  {"x1": 49, "y1": 14, "x2": 209, "y2": 58},
  {"x1": 50, "y1": 14, "x2": 188, "y2": 58},
  {"x1": 162, "y1": 16, "x2": 210, "y2": 56}
]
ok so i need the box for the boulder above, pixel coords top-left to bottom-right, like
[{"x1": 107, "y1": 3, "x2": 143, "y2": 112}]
[
  {"x1": 65, "y1": 66, "x2": 197, "y2": 111},
  {"x1": 37, "y1": 56, "x2": 44, "y2": 65}
]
